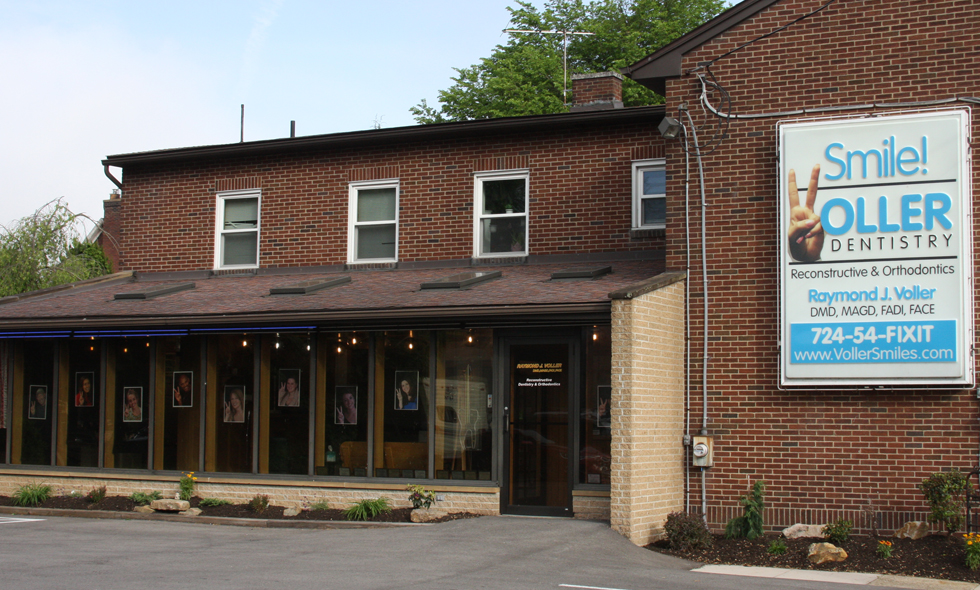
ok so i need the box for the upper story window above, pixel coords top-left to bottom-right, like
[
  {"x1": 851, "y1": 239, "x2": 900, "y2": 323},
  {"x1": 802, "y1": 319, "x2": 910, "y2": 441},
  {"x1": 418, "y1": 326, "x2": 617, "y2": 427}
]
[
  {"x1": 632, "y1": 159, "x2": 666, "y2": 229},
  {"x1": 215, "y1": 190, "x2": 260, "y2": 269},
  {"x1": 473, "y1": 170, "x2": 528, "y2": 257},
  {"x1": 348, "y1": 180, "x2": 399, "y2": 263}
]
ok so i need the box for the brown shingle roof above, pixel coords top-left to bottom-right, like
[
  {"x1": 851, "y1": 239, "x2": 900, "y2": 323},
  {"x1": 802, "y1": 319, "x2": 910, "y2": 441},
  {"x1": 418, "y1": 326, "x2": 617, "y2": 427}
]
[{"x1": 0, "y1": 259, "x2": 665, "y2": 332}]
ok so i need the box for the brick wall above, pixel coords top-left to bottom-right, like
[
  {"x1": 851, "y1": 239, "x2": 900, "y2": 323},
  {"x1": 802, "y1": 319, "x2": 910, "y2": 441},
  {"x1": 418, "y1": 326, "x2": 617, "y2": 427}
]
[
  {"x1": 661, "y1": 0, "x2": 980, "y2": 532},
  {"x1": 116, "y1": 120, "x2": 665, "y2": 273},
  {"x1": 610, "y1": 277, "x2": 686, "y2": 545}
]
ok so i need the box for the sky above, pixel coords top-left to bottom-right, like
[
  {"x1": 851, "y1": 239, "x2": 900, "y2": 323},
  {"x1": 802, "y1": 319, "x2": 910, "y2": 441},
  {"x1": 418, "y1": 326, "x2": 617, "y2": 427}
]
[{"x1": 0, "y1": 0, "x2": 537, "y2": 232}]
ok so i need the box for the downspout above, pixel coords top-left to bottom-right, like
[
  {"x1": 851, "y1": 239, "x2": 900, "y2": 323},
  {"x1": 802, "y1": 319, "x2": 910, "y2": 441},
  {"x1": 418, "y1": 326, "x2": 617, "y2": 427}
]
[
  {"x1": 682, "y1": 107, "x2": 710, "y2": 519},
  {"x1": 104, "y1": 164, "x2": 123, "y2": 192},
  {"x1": 682, "y1": 118, "x2": 692, "y2": 513}
]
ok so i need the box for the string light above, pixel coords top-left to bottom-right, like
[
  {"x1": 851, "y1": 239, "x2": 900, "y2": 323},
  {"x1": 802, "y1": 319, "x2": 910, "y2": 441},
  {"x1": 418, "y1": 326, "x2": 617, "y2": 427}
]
[{"x1": 337, "y1": 346, "x2": 342, "y2": 353}]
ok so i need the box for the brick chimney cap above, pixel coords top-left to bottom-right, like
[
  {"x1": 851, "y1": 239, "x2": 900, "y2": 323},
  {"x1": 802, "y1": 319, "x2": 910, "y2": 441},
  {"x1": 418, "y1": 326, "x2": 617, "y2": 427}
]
[{"x1": 571, "y1": 71, "x2": 624, "y2": 81}]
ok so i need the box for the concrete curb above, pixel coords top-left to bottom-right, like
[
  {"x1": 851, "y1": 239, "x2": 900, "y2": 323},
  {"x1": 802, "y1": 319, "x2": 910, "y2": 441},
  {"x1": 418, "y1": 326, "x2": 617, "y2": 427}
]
[
  {"x1": 693, "y1": 565, "x2": 980, "y2": 590},
  {"x1": 0, "y1": 505, "x2": 431, "y2": 529}
]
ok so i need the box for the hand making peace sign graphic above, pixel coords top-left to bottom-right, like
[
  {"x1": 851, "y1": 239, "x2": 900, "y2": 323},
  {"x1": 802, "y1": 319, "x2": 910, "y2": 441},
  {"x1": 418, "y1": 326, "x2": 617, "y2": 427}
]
[{"x1": 787, "y1": 164, "x2": 824, "y2": 262}]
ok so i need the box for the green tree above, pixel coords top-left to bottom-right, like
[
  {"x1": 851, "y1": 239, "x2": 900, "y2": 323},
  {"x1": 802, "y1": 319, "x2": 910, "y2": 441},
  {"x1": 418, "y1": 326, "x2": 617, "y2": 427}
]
[
  {"x1": 411, "y1": 0, "x2": 727, "y2": 123},
  {"x1": 0, "y1": 199, "x2": 113, "y2": 297}
]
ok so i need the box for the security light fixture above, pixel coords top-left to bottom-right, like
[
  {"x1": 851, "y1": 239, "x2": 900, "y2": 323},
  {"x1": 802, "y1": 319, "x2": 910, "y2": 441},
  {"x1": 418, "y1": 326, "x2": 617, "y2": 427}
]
[{"x1": 659, "y1": 116, "x2": 682, "y2": 139}]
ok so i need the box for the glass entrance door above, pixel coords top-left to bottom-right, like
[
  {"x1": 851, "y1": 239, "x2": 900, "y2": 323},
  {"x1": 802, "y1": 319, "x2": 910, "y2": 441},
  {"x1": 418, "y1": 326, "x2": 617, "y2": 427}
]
[{"x1": 502, "y1": 340, "x2": 573, "y2": 516}]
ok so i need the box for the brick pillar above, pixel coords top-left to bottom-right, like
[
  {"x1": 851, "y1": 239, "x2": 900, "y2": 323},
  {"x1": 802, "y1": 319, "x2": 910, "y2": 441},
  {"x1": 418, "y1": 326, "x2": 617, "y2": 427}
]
[
  {"x1": 609, "y1": 272, "x2": 686, "y2": 545},
  {"x1": 570, "y1": 72, "x2": 624, "y2": 112},
  {"x1": 99, "y1": 193, "x2": 122, "y2": 272}
]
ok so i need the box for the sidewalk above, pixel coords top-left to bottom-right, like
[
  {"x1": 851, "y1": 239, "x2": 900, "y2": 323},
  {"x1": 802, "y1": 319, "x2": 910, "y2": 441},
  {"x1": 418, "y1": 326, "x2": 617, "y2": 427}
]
[{"x1": 694, "y1": 565, "x2": 980, "y2": 590}]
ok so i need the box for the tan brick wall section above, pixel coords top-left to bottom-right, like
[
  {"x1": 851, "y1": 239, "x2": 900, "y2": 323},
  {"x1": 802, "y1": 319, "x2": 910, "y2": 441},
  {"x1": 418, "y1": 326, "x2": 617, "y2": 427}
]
[
  {"x1": 609, "y1": 279, "x2": 686, "y2": 545},
  {"x1": 0, "y1": 471, "x2": 499, "y2": 514}
]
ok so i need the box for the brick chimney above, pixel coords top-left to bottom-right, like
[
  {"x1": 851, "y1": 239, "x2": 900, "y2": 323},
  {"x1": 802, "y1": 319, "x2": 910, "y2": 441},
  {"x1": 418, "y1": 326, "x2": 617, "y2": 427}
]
[
  {"x1": 570, "y1": 72, "x2": 624, "y2": 112},
  {"x1": 99, "y1": 190, "x2": 122, "y2": 272}
]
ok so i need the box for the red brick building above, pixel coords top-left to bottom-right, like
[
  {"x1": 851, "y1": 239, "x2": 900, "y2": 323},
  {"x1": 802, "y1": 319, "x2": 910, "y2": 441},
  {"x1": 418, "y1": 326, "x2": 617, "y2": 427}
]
[{"x1": 625, "y1": 0, "x2": 980, "y2": 534}]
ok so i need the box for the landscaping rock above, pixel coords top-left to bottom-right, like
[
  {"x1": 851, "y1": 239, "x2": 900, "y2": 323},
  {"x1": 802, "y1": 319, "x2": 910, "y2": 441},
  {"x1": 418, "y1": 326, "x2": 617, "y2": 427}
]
[
  {"x1": 178, "y1": 508, "x2": 202, "y2": 517},
  {"x1": 808, "y1": 542, "x2": 847, "y2": 564},
  {"x1": 410, "y1": 507, "x2": 449, "y2": 523},
  {"x1": 150, "y1": 499, "x2": 190, "y2": 512},
  {"x1": 783, "y1": 523, "x2": 826, "y2": 539},
  {"x1": 283, "y1": 507, "x2": 300, "y2": 517},
  {"x1": 894, "y1": 521, "x2": 929, "y2": 540},
  {"x1": 133, "y1": 505, "x2": 154, "y2": 514}
]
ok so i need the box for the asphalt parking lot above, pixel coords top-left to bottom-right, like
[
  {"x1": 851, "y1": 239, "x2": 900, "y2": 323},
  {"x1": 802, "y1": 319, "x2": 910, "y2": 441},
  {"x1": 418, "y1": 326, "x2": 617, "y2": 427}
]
[{"x1": 0, "y1": 514, "x2": 928, "y2": 590}]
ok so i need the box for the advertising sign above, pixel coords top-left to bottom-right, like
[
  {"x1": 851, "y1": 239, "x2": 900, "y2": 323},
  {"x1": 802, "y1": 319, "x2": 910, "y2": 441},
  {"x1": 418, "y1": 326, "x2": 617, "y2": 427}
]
[{"x1": 779, "y1": 110, "x2": 973, "y2": 387}]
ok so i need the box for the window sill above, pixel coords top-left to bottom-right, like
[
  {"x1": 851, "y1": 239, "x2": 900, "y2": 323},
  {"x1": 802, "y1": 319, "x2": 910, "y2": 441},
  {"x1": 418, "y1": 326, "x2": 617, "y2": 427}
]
[{"x1": 630, "y1": 227, "x2": 665, "y2": 239}]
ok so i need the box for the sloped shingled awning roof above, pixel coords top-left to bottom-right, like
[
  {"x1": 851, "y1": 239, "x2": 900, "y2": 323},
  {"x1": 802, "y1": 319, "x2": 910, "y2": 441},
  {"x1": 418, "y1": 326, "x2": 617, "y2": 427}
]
[{"x1": 0, "y1": 259, "x2": 665, "y2": 334}]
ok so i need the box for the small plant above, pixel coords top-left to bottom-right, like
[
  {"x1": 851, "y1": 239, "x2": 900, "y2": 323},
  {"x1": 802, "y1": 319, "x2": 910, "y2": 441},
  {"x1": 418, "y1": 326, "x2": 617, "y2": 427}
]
[
  {"x1": 199, "y1": 498, "x2": 231, "y2": 507},
  {"x1": 68, "y1": 490, "x2": 83, "y2": 498},
  {"x1": 13, "y1": 482, "x2": 52, "y2": 507},
  {"x1": 823, "y1": 518, "x2": 852, "y2": 546},
  {"x1": 247, "y1": 494, "x2": 270, "y2": 513},
  {"x1": 309, "y1": 500, "x2": 331, "y2": 512},
  {"x1": 129, "y1": 491, "x2": 163, "y2": 505},
  {"x1": 179, "y1": 472, "x2": 197, "y2": 501},
  {"x1": 343, "y1": 497, "x2": 391, "y2": 521},
  {"x1": 877, "y1": 540, "x2": 893, "y2": 559},
  {"x1": 85, "y1": 485, "x2": 107, "y2": 504},
  {"x1": 724, "y1": 481, "x2": 765, "y2": 540},
  {"x1": 407, "y1": 485, "x2": 436, "y2": 509},
  {"x1": 965, "y1": 533, "x2": 980, "y2": 570},
  {"x1": 767, "y1": 538, "x2": 788, "y2": 555},
  {"x1": 920, "y1": 470, "x2": 971, "y2": 534},
  {"x1": 664, "y1": 511, "x2": 713, "y2": 551}
]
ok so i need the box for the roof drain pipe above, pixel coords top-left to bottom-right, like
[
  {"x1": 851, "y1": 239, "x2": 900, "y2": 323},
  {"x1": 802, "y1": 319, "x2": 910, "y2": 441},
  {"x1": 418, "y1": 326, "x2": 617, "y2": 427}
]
[
  {"x1": 104, "y1": 165, "x2": 123, "y2": 193},
  {"x1": 682, "y1": 105, "x2": 710, "y2": 522},
  {"x1": 681, "y1": 115, "x2": 692, "y2": 513}
]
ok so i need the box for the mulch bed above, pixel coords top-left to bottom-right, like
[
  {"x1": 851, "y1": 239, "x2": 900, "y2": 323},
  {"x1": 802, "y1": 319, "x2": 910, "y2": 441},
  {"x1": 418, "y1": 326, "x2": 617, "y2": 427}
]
[
  {"x1": 0, "y1": 495, "x2": 478, "y2": 524},
  {"x1": 649, "y1": 533, "x2": 980, "y2": 583}
]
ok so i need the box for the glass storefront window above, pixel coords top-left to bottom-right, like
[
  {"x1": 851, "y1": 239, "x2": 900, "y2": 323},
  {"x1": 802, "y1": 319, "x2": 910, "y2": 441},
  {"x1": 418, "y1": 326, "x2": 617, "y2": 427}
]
[
  {"x1": 316, "y1": 332, "x2": 369, "y2": 477},
  {"x1": 434, "y1": 329, "x2": 493, "y2": 480},
  {"x1": 107, "y1": 339, "x2": 150, "y2": 469},
  {"x1": 580, "y1": 326, "x2": 611, "y2": 485},
  {"x1": 16, "y1": 340, "x2": 55, "y2": 465},
  {"x1": 263, "y1": 333, "x2": 311, "y2": 475},
  {"x1": 208, "y1": 334, "x2": 255, "y2": 474},
  {"x1": 157, "y1": 336, "x2": 202, "y2": 471},
  {"x1": 65, "y1": 339, "x2": 101, "y2": 467},
  {"x1": 377, "y1": 331, "x2": 429, "y2": 478}
]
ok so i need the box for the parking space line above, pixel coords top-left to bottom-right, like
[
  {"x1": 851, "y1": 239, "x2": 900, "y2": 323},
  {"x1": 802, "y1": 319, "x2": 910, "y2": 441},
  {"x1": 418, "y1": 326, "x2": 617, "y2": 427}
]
[{"x1": 0, "y1": 517, "x2": 46, "y2": 524}]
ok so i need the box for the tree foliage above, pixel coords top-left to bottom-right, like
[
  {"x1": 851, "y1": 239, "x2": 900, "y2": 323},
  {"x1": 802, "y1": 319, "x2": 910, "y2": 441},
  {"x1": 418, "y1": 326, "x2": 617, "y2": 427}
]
[
  {"x1": 0, "y1": 199, "x2": 113, "y2": 298},
  {"x1": 411, "y1": 0, "x2": 727, "y2": 123}
]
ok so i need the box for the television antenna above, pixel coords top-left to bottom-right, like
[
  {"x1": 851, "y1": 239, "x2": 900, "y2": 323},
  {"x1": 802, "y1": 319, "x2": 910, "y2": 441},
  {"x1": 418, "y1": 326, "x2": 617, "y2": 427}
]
[{"x1": 503, "y1": 28, "x2": 594, "y2": 105}]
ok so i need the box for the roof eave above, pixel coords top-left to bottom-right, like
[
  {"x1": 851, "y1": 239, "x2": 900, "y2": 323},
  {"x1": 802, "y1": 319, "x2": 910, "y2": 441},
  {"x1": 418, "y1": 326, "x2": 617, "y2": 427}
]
[{"x1": 103, "y1": 106, "x2": 665, "y2": 168}]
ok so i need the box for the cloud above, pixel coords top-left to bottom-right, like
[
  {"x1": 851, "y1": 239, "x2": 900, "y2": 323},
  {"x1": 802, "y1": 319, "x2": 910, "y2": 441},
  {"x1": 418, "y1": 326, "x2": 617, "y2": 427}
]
[{"x1": 239, "y1": 0, "x2": 285, "y2": 97}]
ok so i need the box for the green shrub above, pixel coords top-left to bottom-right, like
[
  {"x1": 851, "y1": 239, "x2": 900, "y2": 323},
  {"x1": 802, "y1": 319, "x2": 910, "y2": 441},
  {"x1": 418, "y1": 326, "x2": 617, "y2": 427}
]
[
  {"x1": 13, "y1": 482, "x2": 52, "y2": 507},
  {"x1": 724, "y1": 481, "x2": 765, "y2": 540},
  {"x1": 664, "y1": 511, "x2": 713, "y2": 551},
  {"x1": 920, "y1": 470, "x2": 971, "y2": 534},
  {"x1": 309, "y1": 500, "x2": 331, "y2": 512},
  {"x1": 407, "y1": 485, "x2": 435, "y2": 509},
  {"x1": 85, "y1": 485, "x2": 107, "y2": 504},
  {"x1": 768, "y1": 538, "x2": 788, "y2": 555},
  {"x1": 129, "y1": 491, "x2": 163, "y2": 505},
  {"x1": 199, "y1": 498, "x2": 231, "y2": 507},
  {"x1": 247, "y1": 495, "x2": 270, "y2": 513},
  {"x1": 966, "y1": 533, "x2": 980, "y2": 570},
  {"x1": 343, "y1": 497, "x2": 391, "y2": 521},
  {"x1": 179, "y1": 472, "x2": 197, "y2": 501},
  {"x1": 823, "y1": 518, "x2": 852, "y2": 546}
]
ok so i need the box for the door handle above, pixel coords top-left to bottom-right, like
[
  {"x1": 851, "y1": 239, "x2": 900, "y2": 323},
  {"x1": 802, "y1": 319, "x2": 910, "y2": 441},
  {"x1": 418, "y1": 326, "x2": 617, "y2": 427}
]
[{"x1": 503, "y1": 406, "x2": 510, "y2": 433}]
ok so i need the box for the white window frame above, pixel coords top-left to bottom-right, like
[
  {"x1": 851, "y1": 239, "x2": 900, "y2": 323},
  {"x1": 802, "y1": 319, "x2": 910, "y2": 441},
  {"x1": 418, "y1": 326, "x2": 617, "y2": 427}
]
[
  {"x1": 214, "y1": 189, "x2": 261, "y2": 270},
  {"x1": 473, "y1": 169, "x2": 529, "y2": 258},
  {"x1": 632, "y1": 159, "x2": 666, "y2": 229},
  {"x1": 347, "y1": 179, "x2": 400, "y2": 263}
]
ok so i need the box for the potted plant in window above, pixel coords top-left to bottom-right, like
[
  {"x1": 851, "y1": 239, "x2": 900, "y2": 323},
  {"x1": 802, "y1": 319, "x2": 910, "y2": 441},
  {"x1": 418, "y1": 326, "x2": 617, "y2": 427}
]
[{"x1": 510, "y1": 230, "x2": 524, "y2": 252}]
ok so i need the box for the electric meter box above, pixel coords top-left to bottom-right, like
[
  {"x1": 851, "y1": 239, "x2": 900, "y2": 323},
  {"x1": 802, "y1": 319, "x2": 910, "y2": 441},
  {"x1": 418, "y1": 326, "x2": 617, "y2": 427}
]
[{"x1": 692, "y1": 435, "x2": 714, "y2": 467}]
